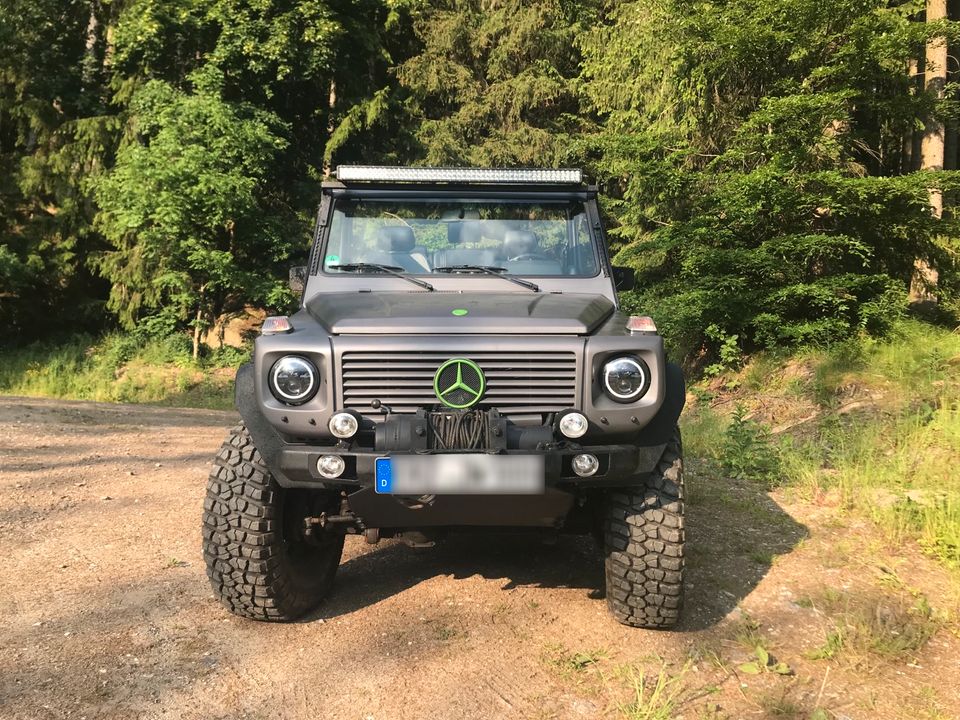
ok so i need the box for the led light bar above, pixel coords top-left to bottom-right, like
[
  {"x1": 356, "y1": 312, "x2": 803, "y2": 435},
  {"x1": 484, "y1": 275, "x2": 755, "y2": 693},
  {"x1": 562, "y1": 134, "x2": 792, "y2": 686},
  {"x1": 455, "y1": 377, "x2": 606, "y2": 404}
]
[{"x1": 335, "y1": 165, "x2": 583, "y2": 184}]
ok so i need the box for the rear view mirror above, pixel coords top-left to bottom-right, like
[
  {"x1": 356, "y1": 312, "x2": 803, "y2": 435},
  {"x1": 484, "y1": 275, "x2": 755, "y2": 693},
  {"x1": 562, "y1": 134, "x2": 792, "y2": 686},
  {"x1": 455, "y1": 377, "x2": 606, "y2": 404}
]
[
  {"x1": 289, "y1": 265, "x2": 307, "y2": 298},
  {"x1": 612, "y1": 266, "x2": 636, "y2": 292}
]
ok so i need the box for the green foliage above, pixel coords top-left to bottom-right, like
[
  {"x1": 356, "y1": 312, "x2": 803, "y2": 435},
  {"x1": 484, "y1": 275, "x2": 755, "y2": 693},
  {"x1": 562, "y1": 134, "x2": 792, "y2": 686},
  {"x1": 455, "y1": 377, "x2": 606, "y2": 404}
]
[
  {"x1": 685, "y1": 320, "x2": 960, "y2": 573},
  {"x1": 0, "y1": 0, "x2": 118, "y2": 340},
  {"x1": 92, "y1": 80, "x2": 297, "y2": 340},
  {"x1": 737, "y1": 645, "x2": 792, "y2": 676},
  {"x1": 0, "y1": 333, "x2": 240, "y2": 409},
  {"x1": 616, "y1": 662, "x2": 691, "y2": 720},
  {"x1": 2, "y1": 0, "x2": 960, "y2": 359},
  {"x1": 1, "y1": 0, "x2": 407, "y2": 344},
  {"x1": 394, "y1": 0, "x2": 599, "y2": 166},
  {"x1": 721, "y1": 405, "x2": 783, "y2": 486},
  {"x1": 585, "y1": 0, "x2": 960, "y2": 360},
  {"x1": 806, "y1": 588, "x2": 942, "y2": 661},
  {"x1": 704, "y1": 324, "x2": 742, "y2": 377}
]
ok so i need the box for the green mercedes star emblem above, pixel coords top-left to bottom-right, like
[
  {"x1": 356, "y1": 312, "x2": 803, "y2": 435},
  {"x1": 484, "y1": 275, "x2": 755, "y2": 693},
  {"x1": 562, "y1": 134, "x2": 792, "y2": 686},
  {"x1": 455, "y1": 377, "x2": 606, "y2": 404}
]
[{"x1": 434, "y1": 358, "x2": 485, "y2": 408}]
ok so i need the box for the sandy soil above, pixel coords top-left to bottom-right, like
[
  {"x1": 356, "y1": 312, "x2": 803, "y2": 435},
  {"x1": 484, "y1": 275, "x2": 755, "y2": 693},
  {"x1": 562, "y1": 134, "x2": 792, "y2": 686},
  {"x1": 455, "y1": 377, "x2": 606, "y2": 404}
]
[{"x1": 1, "y1": 397, "x2": 957, "y2": 720}]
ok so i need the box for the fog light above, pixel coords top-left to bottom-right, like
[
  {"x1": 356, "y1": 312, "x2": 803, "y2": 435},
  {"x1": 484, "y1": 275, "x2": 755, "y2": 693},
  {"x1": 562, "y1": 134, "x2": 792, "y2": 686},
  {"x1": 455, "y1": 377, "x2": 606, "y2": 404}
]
[
  {"x1": 329, "y1": 411, "x2": 359, "y2": 439},
  {"x1": 316, "y1": 455, "x2": 346, "y2": 479},
  {"x1": 558, "y1": 411, "x2": 589, "y2": 439},
  {"x1": 571, "y1": 453, "x2": 599, "y2": 477}
]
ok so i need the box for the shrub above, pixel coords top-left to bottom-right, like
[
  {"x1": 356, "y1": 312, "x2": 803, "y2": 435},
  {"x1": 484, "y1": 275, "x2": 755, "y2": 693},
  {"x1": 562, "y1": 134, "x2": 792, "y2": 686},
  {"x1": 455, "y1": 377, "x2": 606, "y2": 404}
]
[{"x1": 721, "y1": 404, "x2": 783, "y2": 487}]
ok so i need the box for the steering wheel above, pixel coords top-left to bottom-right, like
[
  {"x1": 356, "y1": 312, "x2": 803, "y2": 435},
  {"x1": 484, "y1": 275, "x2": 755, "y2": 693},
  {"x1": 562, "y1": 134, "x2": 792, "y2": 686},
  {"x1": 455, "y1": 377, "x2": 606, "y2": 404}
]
[{"x1": 509, "y1": 253, "x2": 553, "y2": 262}]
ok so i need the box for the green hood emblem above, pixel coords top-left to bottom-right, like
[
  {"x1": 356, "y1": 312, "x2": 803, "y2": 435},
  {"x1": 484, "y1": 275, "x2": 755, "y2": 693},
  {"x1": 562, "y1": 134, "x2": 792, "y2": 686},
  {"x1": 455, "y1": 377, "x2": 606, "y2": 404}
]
[{"x1": 434, "y1": 358, "x2": 485, "y2": 408}]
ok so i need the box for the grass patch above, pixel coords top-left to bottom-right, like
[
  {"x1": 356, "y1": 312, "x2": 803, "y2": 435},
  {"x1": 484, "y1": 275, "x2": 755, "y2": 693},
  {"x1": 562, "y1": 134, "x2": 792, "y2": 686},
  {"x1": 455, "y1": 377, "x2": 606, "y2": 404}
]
[
  {"x1": 806, "y1": 588, "x2": 941, "y2": 663},
  {"x1": 683, "y1": 319, "x2": 960, "y2": 574},
  {"x1": 615, "y1": 662, "x2": 691, "y2": 720},
  {"x1": 0, "y1": 333, "x2": 243, "y2": 410},
  {"x1": 543, "y1": 643, "x2": 608, "y2": 676}
]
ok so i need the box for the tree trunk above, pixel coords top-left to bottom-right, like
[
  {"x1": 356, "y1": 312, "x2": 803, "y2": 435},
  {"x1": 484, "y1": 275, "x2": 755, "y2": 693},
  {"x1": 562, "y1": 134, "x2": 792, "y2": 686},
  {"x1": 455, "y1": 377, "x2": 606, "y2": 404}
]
[
  {"x1": 322, "y1": 79, "x2": 337, "y2": 178},
  {"x1": 902, "y1": 58, "x2": 919, "y2": 174},
  {"x1": 192, "y1": 284, "x2": 207, "y2": 360},
  {"x1": 913, "y1": 0, "x2": 947, "y2": 302},
  {"x1": 192, "y1": 306, "x2": 203, "y2": 361}
]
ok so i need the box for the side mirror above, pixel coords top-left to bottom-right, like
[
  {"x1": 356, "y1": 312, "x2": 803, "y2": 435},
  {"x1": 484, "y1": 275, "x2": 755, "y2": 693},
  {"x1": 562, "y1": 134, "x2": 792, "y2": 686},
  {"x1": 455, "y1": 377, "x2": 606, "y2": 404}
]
[
  {"x1": 612, "y1": 265, "x2": 636, "y2": 292},
  {"x1": 289, "y1": 265, "x2": 307, "y2": 298}
]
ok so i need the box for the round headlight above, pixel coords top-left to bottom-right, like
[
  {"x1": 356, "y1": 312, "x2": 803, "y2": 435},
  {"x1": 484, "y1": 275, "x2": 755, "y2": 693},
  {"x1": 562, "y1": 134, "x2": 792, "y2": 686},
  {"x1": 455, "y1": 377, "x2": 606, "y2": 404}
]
[
  {"x1": 269, "y1": 356, "x2": 318, "y2": 405},
  {"x1": 601, "y1": 356, "x2": 649, "y2": 403},
  {"x1": 558, "y1": 411, "x2": 589, "y2": 439},
  {"x1": 329, "y1": 411, "x2": 359, "y2": 439}
]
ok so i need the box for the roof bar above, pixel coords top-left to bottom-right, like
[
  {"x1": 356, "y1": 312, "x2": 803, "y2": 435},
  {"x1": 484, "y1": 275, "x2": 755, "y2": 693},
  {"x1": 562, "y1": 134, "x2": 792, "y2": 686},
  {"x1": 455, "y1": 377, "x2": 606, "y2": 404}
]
[{"x1": 335, "y1": 166, "x2": 584, "y2": 184}]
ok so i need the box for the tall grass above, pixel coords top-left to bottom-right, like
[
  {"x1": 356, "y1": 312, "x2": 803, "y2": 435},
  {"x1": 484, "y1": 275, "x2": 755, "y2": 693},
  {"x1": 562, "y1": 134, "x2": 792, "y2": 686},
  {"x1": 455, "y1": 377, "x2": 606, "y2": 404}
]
[
  {"x1": 683, "y1": 320, "x2": 960, "y2": 572},
  {"x1": 0, "y1": 333, "x2": 243, "y2": 410}
]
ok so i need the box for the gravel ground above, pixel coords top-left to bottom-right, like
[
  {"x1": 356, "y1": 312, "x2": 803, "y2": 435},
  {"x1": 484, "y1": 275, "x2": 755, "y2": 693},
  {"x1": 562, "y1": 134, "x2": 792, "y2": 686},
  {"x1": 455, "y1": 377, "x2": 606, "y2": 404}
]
[{"x1": 1, "y1": 397, "x2": 957, "y2": 720}]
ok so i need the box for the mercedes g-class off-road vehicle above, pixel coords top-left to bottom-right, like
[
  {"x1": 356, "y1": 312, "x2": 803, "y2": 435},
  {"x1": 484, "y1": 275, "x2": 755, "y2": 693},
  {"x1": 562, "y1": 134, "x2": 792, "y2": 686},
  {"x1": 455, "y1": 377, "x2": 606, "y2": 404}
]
[{"x1": 202, "y1": 166, "x2": 686, "y2": 628}]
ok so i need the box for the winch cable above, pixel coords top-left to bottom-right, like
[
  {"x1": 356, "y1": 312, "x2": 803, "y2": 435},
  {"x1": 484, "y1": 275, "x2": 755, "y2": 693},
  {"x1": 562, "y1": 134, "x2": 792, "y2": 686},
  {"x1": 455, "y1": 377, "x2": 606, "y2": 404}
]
[{"x1": 430, "y1": 410, "x2": 489, "y2": 449}]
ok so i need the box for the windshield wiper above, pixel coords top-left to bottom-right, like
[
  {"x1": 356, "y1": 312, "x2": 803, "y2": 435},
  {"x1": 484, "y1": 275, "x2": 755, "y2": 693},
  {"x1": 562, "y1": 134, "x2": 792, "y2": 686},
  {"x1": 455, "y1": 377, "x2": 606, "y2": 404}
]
[
  {"x1": 329, "y1": 263, "x2": 435, "y2": 291},
  {"x1": 433, "y1": 265, "x2": 540, "y2": 292}
]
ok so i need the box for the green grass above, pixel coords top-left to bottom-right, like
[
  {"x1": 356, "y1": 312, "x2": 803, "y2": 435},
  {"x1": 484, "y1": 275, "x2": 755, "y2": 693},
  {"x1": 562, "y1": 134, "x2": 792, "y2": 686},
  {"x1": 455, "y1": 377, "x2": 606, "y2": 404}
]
[
  {"x1": 805, "y1": 587, "x2": 941, "y2": 663},
  {"x1": 0, "y1": 333, "x2": 242, "y2": 410},
  {"x1": 682, "y1": 319, "x2": 960, "y2": 573},
  {"x1": 543, "y1": 643, "x2": 609, "y2": 676},
  {"x1": 615, "y1": 662, "x2": 691, "y2": 720}
]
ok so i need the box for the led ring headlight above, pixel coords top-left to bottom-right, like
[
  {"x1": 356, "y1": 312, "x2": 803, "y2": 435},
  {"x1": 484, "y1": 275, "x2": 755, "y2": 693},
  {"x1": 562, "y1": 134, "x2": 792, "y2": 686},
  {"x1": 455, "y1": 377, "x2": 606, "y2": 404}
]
[
  {"x1": 269, "y1": 356, "x2": 318, "y2": 405},
  {"x1": 601, "y1": 356, "x2": 650, "y2": 403}
]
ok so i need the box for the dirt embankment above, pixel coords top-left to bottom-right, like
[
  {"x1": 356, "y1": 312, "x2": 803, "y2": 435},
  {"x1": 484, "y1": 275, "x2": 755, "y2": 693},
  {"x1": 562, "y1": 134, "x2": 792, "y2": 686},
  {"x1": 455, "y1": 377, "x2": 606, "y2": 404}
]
[{"x1": 1, "y1": 397, "x2": 957, "y2": 720}]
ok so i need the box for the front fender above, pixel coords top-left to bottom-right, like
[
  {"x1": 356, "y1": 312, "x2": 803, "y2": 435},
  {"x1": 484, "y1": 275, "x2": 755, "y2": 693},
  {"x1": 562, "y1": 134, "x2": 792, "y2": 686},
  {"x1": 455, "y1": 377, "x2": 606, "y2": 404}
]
[
  {"x1": 234, "y1": 362, "x2": 292, "y2": 483},
  {"x1": 636, "y1": 362, "x2": 685, "y2": 446}
]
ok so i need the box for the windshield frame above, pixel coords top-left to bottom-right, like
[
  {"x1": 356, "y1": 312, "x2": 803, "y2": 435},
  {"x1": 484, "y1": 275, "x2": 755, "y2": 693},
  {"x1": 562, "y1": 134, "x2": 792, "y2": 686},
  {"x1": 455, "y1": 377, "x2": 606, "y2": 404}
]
[
  {"x1": 315, "y1": 188, "x2": 605, "y2": 281},
  {"x1": 303, "y1": 185, "x2": 619, "y2": 305}
]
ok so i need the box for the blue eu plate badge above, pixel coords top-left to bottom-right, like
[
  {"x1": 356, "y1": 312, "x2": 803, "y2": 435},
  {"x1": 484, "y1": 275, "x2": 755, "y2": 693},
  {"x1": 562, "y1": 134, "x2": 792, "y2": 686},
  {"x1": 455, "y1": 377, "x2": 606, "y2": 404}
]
[{"x1": 375, "y1": 457, "x2": 392, "y2": 493}]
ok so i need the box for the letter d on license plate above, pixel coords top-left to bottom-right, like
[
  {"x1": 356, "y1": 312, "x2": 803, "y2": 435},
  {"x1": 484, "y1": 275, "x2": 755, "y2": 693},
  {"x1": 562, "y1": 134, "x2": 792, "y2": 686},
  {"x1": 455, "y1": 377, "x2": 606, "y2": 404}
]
[{"x1": 375, "y1": 454, "x2": 543, "y2": 494}]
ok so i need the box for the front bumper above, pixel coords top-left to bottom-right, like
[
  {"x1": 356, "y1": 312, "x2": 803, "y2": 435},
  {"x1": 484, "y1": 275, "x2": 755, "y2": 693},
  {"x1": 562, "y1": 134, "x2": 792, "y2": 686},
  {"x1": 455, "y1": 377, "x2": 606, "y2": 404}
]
[
  {"x1": 275, "y1": 441, "x2": 667, "y2": 490},
  {"x1": 276, "y1": 441, "x2": 666, "y2": 530}
]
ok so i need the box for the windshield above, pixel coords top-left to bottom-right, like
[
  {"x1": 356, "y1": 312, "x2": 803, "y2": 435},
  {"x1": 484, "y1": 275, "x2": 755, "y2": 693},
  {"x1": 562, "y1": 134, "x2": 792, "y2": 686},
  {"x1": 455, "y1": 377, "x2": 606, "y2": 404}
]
[{"x1": 322, "y1": 199, "x2": 599, "y2": 277}]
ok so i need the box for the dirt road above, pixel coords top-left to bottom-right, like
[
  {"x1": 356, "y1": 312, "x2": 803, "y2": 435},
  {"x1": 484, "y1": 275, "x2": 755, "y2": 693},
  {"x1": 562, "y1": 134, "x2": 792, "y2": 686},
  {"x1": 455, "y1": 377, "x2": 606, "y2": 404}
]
[{"x1": 1, "y1": 397, "x2": 957, "y2": 720}]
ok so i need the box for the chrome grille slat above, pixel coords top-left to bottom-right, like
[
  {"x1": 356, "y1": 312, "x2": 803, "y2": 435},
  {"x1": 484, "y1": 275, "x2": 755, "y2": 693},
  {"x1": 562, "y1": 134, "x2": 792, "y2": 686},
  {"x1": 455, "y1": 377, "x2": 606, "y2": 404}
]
[
  {"x1": 343, "y1": 379, "x2": 575, "y2": 389},
  {"x1": 340, "y1": 350, "x2": 577, "y2": 420}
]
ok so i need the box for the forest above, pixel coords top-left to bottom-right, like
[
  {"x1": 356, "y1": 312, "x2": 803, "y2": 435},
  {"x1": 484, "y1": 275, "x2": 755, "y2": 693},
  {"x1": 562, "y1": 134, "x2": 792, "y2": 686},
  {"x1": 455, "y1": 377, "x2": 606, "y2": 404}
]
[{"x1": 2, "y1": 0, "x2": 960, "y2": 363}]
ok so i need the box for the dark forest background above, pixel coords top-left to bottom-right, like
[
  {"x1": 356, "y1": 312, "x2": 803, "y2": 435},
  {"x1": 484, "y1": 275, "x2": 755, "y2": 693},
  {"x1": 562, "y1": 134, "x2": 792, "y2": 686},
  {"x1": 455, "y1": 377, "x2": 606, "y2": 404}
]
[{"x1": 3, "y1": 0, "x2": 960, "y2": 363}]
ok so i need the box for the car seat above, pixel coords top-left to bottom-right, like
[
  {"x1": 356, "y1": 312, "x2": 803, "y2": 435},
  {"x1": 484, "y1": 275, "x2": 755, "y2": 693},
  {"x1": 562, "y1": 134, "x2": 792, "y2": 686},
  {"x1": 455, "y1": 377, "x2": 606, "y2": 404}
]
[
  {"x1": 432, "y1": 221, "x2": 500, "y2": 268},
  {"x1": 502, "y1": 230, "x2": 562, "y2": 275},
  {"x1": 361, "y1": 226, "x2": 430, "y2": 272}
]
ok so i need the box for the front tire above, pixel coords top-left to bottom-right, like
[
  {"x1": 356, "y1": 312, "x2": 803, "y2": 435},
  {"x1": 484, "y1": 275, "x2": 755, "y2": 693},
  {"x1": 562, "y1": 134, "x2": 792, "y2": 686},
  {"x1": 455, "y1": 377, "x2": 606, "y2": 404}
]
[
  {"x1": 202, "y1": 424, "x2": 344, "y2": 621},
  {"x1": 604, "y1": 428, "x2": 684, "y2": 628}
]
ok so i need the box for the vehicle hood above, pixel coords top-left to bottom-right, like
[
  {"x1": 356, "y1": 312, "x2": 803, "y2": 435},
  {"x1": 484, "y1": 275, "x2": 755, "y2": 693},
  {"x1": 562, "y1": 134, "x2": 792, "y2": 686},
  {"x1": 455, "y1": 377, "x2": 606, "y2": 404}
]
[{"x1": 304, "y1": 292, "x2": 615, "y2": 335}]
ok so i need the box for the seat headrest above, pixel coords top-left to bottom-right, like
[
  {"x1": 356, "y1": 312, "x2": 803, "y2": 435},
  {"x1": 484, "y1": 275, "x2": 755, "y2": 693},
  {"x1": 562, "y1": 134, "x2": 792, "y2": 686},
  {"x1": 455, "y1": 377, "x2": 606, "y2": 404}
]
[
  {"x1": 377, "y1": 225, "x2": 416, "y2": 252},
  {"x1": 504, "y1": 230, "x2": 538, "y2": 258},
  {"x1": 460, "y1": 221, "x2": 484, "y2": 245}
]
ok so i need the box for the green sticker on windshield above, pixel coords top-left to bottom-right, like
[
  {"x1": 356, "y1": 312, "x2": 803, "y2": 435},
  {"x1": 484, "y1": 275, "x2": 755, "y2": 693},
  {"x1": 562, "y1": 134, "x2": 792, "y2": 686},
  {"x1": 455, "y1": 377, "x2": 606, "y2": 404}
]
[
  {"x1": 325, "y1": 254, "x2": 340, "y2": 265},
  {"x1": 452, "y1": 308, "x2": 469, "y2": 316}
]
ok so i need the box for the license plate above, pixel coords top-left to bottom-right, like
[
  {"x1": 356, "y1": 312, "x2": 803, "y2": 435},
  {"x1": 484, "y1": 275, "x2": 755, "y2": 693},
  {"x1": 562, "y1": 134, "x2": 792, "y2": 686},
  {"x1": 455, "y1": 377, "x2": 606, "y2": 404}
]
[{"x1": 375, "y1": 454, "x2": 544, "y2": 495}]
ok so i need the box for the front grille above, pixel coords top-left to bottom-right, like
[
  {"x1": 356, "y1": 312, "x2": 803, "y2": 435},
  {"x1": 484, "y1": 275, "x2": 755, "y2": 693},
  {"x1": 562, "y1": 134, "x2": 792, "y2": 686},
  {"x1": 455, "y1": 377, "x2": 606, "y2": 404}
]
[{"x1": 340, "y1": 350, "x2": 578, "y2": 420}]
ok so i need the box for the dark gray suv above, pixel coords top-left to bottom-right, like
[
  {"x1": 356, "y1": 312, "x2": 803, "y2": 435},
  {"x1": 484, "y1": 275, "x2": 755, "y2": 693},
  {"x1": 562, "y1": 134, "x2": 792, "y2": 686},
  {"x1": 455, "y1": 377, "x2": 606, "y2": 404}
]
[{"x1": 202, "y1": 167, "x2": 686, "y2": 628}]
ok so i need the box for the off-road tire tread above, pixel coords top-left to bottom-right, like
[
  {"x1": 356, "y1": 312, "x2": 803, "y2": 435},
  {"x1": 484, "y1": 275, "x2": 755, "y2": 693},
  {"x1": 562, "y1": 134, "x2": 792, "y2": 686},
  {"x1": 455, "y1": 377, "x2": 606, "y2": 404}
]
[
  {"x1": 202, "y1": 424, "x2": 342, "y2": 621},
  {"x1": 604, "y1": 428, "x2": 684, "y2": 628}
]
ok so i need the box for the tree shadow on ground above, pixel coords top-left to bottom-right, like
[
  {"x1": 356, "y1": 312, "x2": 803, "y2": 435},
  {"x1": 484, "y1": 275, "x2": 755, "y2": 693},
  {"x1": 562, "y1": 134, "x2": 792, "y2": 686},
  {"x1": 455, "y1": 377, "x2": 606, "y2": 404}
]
[{"x1": 306, "y1": 470, "x2": 808, "y2": 631}]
